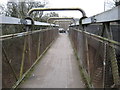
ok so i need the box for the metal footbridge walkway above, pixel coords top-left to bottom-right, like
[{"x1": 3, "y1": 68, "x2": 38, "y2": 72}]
[{"x1": 19, "y1": 33, "x2": 85, "y2": 88}]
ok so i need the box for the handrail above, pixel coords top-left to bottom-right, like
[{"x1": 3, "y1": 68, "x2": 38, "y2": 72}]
[
  {"x1": 73, "y1": 29, "x2": 120, "y2": 47},
  {"x1": 0, "y1": 29, "x2": 55, "y2": 41},
  {"x1": 0, "y1": 16, "x2": 57, "y2": 26},
  {"x1": 82, "y1": 5, "x2": 120, "y2": 24}
]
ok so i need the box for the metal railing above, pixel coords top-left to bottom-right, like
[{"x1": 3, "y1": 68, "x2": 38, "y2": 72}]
[
  {"x1": 69, "y1": 5, "x2": 120, "y2": 88},
  {"x1": 1, "y1": 16, "x2": 59, "y2": 88}
]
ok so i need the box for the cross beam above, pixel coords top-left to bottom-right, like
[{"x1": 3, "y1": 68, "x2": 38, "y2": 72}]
[{"x1": 27, "y1": 8, "x2": 86, "y2": 18}]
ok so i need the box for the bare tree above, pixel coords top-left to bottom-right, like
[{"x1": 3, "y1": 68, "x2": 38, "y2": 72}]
[
  {"x1": 0, "y1": 4, "x2": 6, "y2": 15},
  {"x1": 5, "y1": 0, "x2": 48, "y2": 20},
  {"x1": 6, "y1": 2, "x2": 18, "y2": 17},
  {"x1": 41, "y1": 12, "x2": 59, "y2": 22},
  {"x1": 2, "y1": 0, "x2": 48, "y2": 35},
  {"x1": 104, "y1": 0, "x2": 115, "y2": 11},
  {"x1": 113, "y1": 0, "x2": 120, "y2": 6}
]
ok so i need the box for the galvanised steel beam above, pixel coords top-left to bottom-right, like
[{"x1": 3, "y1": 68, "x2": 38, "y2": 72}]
[
  {"x1": 47, "y1": 17, "x2": 76, "y2": 24},
  {"x1": 0, "y1": 16, "x2": 24, "y2": 25},
  {"x1": 82, "y1": 5, "x2": 120, "y2": 24},
  {"x1": 53, "y1": 20, "x2": 73, "y2": 23},
  {"x1": 0, "y1": 16, "x2": 56, "y2": 26}
]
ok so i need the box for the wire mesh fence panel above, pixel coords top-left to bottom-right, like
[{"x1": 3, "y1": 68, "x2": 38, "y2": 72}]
[
  {"x1": 2, "y1": 27, "x2": 58, "y2": 88},
  {"x1": 69, "y1": 23, "x2": 120, "y2": 88}
]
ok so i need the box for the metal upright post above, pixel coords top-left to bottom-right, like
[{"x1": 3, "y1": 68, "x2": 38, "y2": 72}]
[
  {"x1": 103, "y1": 22, "x2": 120, "y2": 87},
  {"x1": 24, "y1": 17, "x2": 34, "y2": 67},
  {"x1": 79, "y1": 17, "x2": 90, "y2": 73},
  {"x1": 83, "y1": 25, "x2": 90, "y2": 77},
  {"x1": 37, "y1": 32, "x2": 41, "y2": 58}
]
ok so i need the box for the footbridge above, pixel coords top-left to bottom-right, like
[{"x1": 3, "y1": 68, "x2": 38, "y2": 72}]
[{"x1": 1, "y1": 6, "x2": 120, "y2": 89}]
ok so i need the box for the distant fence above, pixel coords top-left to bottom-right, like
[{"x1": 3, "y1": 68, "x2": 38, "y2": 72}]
[
  {"x1": 69, "y1": 6, "x2": 120, "y2": 88},
  {"x1": 1, "y1": 16, "x2": 59, "y2": 88}
]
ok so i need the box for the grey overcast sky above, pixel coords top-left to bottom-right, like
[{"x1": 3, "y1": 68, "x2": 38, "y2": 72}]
[
  {"x1": 0, "y1": 0, "x2": 115, "y2": 18},
  {"x1": 48, "y1": 0, "x2": 105, "y2": 17}
]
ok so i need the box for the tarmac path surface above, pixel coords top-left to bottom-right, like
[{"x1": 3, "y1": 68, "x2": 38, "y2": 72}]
[{"x1": 20, "y1": 33, "x2": 85, "y2": 88}]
